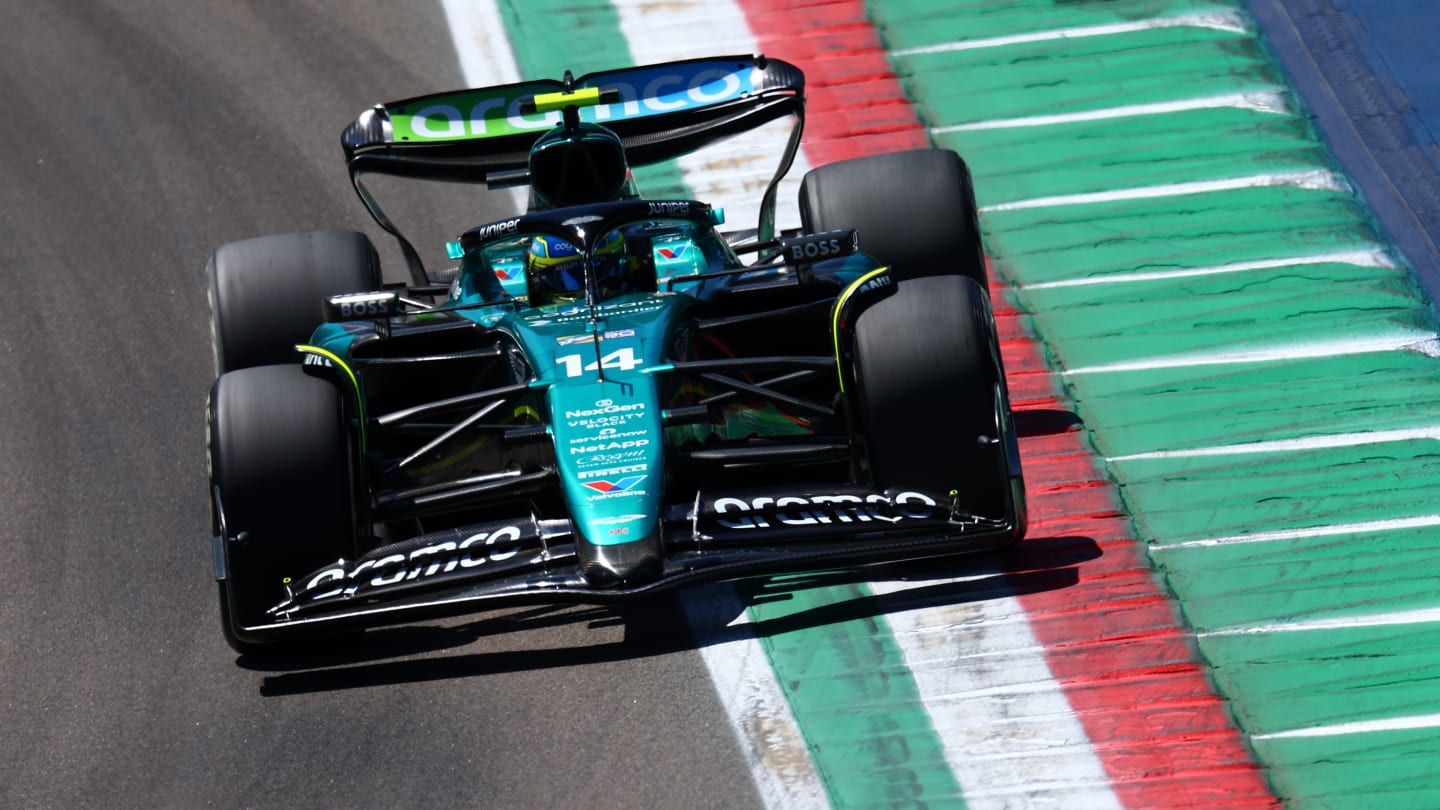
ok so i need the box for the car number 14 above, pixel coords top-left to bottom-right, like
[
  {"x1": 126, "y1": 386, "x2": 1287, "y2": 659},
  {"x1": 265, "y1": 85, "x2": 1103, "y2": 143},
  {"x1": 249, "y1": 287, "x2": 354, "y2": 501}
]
[{"x1": 556, "y1": 346, "x2": 644, "y2": 378}]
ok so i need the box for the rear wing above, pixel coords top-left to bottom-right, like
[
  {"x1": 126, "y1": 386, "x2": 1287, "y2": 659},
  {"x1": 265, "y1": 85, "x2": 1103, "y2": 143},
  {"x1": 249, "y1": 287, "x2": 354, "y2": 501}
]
[{"x1": 340, "y1": 55, "x2": 806, "y2": 284}]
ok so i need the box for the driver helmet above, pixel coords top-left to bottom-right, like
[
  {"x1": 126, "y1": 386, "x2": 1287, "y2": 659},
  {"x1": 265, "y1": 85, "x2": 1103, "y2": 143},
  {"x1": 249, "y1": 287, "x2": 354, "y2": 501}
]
[
  {"x1": 528, "y1": 122, "x2": 638, "y2": 210},
  {"x1": 525, "y1": 228, "x2": 630, "y2": 306}
]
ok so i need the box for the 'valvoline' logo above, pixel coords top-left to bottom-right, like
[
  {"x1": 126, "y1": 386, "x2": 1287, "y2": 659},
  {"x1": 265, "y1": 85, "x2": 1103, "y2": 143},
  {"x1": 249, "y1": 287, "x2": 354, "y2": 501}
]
[{"x1": 582, "y1": 476, "x2": 645, "y2": 494}]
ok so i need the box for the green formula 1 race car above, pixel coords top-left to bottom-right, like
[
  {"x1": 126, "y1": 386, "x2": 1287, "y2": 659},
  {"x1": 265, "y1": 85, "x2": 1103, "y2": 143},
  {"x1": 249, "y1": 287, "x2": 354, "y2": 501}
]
[{"x1": 204, "y1": 55, "x2": 1026, "y2": 654}]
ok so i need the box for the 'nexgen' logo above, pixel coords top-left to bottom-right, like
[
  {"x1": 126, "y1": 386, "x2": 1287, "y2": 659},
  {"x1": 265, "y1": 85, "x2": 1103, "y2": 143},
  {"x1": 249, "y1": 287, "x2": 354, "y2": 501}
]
[{"x1": 565, "y1": 400, "x2": 644, "y2": 419}]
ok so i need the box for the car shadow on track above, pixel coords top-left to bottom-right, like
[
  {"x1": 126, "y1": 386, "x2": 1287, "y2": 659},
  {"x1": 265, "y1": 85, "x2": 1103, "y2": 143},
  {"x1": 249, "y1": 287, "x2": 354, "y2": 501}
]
[
  {"x1": 247, "y1": 600, "x2": 697, "y2": 694},
  {"x1": 1013, "y1": 407, "x2": 1082, "y2": 437},
  {"x1": 692, "y1": 533, "x2": 1100, "y2": 644},
  {"x1": 249, "y1": 534, "x2": 1100, "y2": 696}
]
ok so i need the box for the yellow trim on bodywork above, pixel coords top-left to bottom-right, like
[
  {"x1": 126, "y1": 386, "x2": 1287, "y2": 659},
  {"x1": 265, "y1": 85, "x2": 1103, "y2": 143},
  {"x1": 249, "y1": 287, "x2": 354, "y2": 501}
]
[
  {"x1": 296, "y1": 344, "x2": 367, "y2": 450},
  {"x1": 830, "y1": 268, "x2": 890, "y2": 392},
  {"x1": 534, "y1": 87, "x2": 602, "y2": 113}
]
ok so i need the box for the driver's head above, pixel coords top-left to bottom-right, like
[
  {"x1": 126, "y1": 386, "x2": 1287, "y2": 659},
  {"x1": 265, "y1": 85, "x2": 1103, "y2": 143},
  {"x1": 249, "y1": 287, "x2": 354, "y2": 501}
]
[
  {"x1": 525, "y1": 229, "x2": 630, "y2": 307},
  {"x1": 528, "y1": 122, "x2": 637, "y2": 210}
]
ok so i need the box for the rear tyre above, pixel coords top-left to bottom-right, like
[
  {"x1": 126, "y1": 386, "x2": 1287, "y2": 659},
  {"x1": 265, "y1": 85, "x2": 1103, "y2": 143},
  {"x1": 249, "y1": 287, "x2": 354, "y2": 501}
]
[
  {"x1": 207, "y1": 230, "x2": 381, "y2": 374},
  {"x1": 799, "y1": 148, "x2": 986, "y2": 287},
  {"x1": 208, "y1": 364, "x2": 355, "y2": 655},
  {"x1": 850, "y1": 275, "x2": 1012, "y2": 520}
]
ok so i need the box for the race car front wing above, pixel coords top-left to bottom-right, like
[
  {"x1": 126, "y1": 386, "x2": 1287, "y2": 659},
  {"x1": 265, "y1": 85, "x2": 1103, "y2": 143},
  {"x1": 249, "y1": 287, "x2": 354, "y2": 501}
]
[{"x1": 215, "y1": 482, "x2": 1025, "y2": 643}]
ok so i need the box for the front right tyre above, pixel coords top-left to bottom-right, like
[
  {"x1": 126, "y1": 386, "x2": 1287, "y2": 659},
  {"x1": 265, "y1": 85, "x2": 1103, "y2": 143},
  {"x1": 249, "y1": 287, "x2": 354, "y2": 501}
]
[
  {"x1": 849, "y1": 274, "x2": 1017, "y2": 523},
  {"x1": 799, "y1": 148, "x2": 987, "y2": 288}
]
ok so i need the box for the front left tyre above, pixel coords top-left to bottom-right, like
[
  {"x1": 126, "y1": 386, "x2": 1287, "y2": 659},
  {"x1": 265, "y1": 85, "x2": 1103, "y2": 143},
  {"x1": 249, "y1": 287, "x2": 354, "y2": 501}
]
[{"x1": 208, "y1": 364, "x2": 355, "y2": 655}]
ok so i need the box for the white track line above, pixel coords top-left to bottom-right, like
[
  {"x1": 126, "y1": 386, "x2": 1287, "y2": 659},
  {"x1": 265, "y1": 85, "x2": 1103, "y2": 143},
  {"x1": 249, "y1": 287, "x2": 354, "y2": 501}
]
[
  {"x1": 1155, "y1": 515, "x2": 1440, "y2": 549},
  {"x1": 437, "y1": 0, "x2": 520, "y2": 85},
  {"x1": 1024, "y1": 248, "x2": 1394, "y2": 290},
  {"x1": 1109, "y1": 425, "x2": 1440, "y2": 462},
  {"x1": 437, "y1": 0, "x2": 527, "y2": 213},
  {"x1": 1253, "y1": 713, "x2": 1440, "y2": 740},
  {"x1": 681, "y1": 584, "x2": 829, "y2": 809},
  {"x1": 893, "y1": 11, "x2": 1248, "y2": 55},
  {"x1": 870, "y1": 578, "x2": 1123, "y2": 810},
  {"x1": 1065, "y1": 332, "x2": 1440, "y2": 376},
  {"x1": 980, "y1": 170, "x2": 1346, "y2": 212},
  {"x1": 1203, "y1": 606, "x2": 1440, "y2": 637},
  {"x1": 935, "y1": 90, "x2": 1289, "y2": 133}
]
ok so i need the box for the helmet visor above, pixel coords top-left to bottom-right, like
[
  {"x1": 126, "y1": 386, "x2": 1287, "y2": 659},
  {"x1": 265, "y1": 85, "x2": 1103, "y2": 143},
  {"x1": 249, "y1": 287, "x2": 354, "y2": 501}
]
[{"x1": 527, "y1": 236, "x2": 586, "y2": 303}]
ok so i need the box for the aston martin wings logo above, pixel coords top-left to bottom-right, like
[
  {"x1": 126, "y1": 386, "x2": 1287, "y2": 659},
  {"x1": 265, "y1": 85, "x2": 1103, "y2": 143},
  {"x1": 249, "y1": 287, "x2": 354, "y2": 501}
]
[{"x1": 582, "y1": 476, "x2": 646, "y2": 494}]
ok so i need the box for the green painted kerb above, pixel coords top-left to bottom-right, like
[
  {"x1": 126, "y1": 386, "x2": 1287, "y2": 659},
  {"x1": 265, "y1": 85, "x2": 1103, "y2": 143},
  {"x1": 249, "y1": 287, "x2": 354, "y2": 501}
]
[{"x1": 865, "y1": 0, "x2": 1440, "y2": 805}]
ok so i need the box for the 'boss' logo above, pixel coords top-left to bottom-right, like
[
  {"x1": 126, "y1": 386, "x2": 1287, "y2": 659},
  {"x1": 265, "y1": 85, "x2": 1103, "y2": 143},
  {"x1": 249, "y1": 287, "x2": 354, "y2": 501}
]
[{"x1": 787, "y1": 238, "x2": 842, "y2": 262}]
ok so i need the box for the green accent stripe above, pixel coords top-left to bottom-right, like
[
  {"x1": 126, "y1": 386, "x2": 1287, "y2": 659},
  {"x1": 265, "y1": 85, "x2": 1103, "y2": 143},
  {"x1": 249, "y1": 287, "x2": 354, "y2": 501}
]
[
  {"x1": 296, "y1": 344, "x2": 366, "y2": 449},
  {"x1": 534, "y1": 86, "x2": 602, "y2": 112},
  {"x1": 830, "y1": 267, "x2": 889, "y2": 391}
]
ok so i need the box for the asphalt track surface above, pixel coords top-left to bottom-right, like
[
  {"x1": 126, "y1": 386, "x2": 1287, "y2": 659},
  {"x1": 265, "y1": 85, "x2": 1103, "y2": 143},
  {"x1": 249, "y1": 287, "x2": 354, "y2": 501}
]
[
  {"x1": 0, "y1": 3, "x2": 759, "y2": 807},
  {"x1": 1248, "y1": 0, "x2": 1440, "y2": 301}
]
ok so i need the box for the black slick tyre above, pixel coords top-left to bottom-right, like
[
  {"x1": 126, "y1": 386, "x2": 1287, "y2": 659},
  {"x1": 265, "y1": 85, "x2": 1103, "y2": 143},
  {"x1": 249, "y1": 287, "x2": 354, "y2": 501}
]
[
  {"x1": 799, "y1": 148, "x2": 986, "y2": 287},
  {"x1": 207, "y1": 230, "x2": 381, "y2": 374},
  {"x1": 208, "y1": 364, "x2": 355, "y2": 655},
  {"x1": 850, "y1": 274, "x2": 1011, "y2": 520}
]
